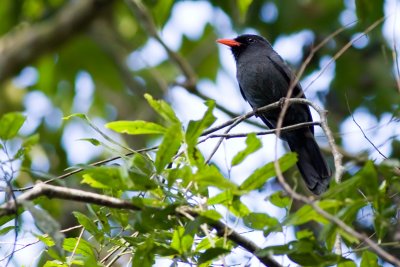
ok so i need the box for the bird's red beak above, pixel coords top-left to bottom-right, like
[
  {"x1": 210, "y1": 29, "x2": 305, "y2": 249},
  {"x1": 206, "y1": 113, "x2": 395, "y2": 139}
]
[{"x1": 216, "y1": 38, "x2": 241, "y2": 47}]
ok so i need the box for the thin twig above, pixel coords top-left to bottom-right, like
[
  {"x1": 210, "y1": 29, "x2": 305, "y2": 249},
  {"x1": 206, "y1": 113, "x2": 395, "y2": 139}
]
[
  {"x1": 15, "y1": 145, "x2": 158, "y2": 192},
  {"x1": 201, "y1": 122, "x2": 320, "y2": 140},
  {"x1": 205, "y1": 115, "x2": 244, "y2": 164},
  {"x1": 345, "y1": 93, "x2": 388, "y2": 159}
]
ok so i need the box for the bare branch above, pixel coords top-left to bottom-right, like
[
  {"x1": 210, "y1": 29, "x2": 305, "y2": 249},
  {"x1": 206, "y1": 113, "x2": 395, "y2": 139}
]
[
  {"x1": 0, "y1": 183, "x2": 141, "y2": 217},
  {"x1": 202, "y1": 122, "x2": 320, "y2": 140},
  {"x1": 345, "y1": 94, "x2": 388, "y2": 159}
]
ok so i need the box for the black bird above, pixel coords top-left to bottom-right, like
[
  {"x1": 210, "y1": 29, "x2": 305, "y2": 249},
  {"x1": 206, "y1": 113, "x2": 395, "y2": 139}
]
[{"x1": 217, "y1": 34, "x2": 331, "y2": 194}]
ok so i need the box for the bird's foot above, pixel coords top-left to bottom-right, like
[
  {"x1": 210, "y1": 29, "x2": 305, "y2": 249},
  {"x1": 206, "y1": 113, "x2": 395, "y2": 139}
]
[{"x1": 252, "y1": 107, "x2": 259, "y2": 117}]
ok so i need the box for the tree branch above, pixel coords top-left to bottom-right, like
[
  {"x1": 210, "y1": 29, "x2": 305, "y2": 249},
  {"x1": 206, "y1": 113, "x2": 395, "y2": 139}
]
[
  {"x1": 0, "y1": 183, "x2": 281, "y2": 267},
  {"x1": 0, "y1": 0, "x2": 113, "y2": 83}
]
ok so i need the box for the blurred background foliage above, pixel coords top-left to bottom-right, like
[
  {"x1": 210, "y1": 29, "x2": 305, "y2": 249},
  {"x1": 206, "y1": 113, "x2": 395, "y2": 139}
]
[{"x1": 0, "y1": 0, "x2": 399, "y2": 266}]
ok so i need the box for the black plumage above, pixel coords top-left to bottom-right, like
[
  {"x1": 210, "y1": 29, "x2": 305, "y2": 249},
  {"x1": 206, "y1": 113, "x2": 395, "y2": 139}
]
[{"x1": 217, "y1": 34, "x2": 331, "y2": 194}]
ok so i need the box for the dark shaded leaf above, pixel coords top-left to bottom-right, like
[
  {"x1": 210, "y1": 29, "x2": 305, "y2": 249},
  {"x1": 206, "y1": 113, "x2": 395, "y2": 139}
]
[
  {"x1": 198, "y1": 247, "x2": 230, "y2": 264},
  {"x1": 132, "y1": 241, "x2": 155, "y2": 267},
  {"x1": 243, "y1": 212, "x2": 280, "y2": 230},
  {"x1": 355, "y1": 0, "x2": 384, "y2": 25},
  {"x1": 23, "y1": 201, "x2": 64, "y2": 254}
]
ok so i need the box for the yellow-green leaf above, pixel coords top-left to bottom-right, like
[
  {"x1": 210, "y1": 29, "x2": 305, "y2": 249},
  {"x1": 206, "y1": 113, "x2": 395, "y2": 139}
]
[{"x1": 106, "y1": 120, "x2": 166, "y2": 135}]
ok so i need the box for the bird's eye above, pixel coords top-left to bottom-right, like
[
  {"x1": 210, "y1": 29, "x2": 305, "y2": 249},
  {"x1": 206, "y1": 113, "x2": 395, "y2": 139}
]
[{"x1": 248, "y1": 38, "x2": 255, "y2": 43}]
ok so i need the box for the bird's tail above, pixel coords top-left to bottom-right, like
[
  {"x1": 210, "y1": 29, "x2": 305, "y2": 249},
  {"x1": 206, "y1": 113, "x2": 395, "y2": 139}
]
[{"x1": 287, "y1": 131, "x2": 331, "y2": 195}]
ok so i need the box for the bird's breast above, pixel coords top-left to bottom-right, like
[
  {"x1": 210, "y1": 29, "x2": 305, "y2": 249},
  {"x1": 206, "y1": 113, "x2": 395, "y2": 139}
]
[{"x1": 237, "y1": 60, "x2": 287, "y2": 108}]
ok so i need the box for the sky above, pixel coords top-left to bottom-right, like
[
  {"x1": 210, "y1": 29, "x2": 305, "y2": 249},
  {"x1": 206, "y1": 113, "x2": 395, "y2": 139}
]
[{"x1": 2, "y1": 0, "x2": 400, "y2": 266}]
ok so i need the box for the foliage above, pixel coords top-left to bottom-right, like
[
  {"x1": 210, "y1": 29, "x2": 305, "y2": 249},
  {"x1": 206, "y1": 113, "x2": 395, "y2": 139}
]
[{"x1": 0, "y1": 0, "x2": 399, "y2": 267}]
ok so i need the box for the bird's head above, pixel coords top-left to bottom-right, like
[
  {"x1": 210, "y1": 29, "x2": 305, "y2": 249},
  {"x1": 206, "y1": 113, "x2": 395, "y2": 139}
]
[{"x1": 217, "y1": 34, "x2": 271, "y2": 61}]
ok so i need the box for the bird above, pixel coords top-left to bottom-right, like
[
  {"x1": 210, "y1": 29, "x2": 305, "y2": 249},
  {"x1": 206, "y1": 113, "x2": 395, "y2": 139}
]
[{"x1": 217, "y1": 34, "x2": 331, "y2": 195}]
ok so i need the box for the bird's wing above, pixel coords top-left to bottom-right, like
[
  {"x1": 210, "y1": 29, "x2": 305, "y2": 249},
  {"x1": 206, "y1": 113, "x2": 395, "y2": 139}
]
[
  {"x1": 238, "y1": 84, "x2": 248, "y2": 101},
  {"x1": 266, "y1": 54, "x2": 305, "y2": 99},
  {"x1": 267, "y1": 54, "x2": 314, "y2": 134},
  {"x1": 239, "y1": 84, "x2": 275, "y2": 130}
]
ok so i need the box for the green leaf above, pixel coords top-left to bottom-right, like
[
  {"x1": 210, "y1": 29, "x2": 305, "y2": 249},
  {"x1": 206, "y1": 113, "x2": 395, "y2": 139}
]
[
  {"x1": 338, "y1": 260, "x2": 357, "y2": 267},
  {"x1": 239, "y1": 153, "x2": 297, "y2": 193},
  {"x1": 198, "y1": 247, "x2": 230, "y2": 264},
  {"x1": 63, "y1": 238, "x2": 95, "y2": 258},
  {"x1": 43, "y1": 261, "x2": 68, "y2": 267},
  {"x1": 0, "y1": 112, "x2": 26, "y2": 140},
  {"x1": 355, "y1": 0, "x2": 384, "y2": 25},
  {"x1": 166, "y1": 165, "x2": 191, "y2": 188},
  {"x1": 81, "y1": 166, "x2": 124, "y2": 190},
  {"x1": 285, "y1": 200, "x2": 342, "y2": 226},
  {"x1": 361, "y1": 250, "x2": 379, "y2": 267},
  {"x1": 0, "y1": 226, "x2": 15, "y2": 235},
  {"x1": 237, "y1": 0, "x2": 253, "y2": 22},
  {"x1": 37, "y1": 235, "x2": 55, "y2": 247},
  {"x1": 207, "y1": 190, "x2": 234, "y2": 205},
  {"x1": 73, "y1": 212, "x2": 102, "y2": 241},
  {"x1": 193, "y1": 165, "x2": 238, "y2": 191},
  {"x1": 186, "y1": 100, "x2": 216, "y2": 165},
  {"x1": 132, "y1": 241, "x2": 155, "y2": 267},
  {"x1": 287, "y1": 240, "x2": 340, "y2": 266},
  {"x1": 63, "y1": 113, "x2": 86, "y2": 121},
  {"x1": 199, "y1": 210, "x2": 222, "y2": 221},
  {"x1": 296, "y1": 229, "x2": 314, "y2": 240},
  {"x1": 106, "y1": 120, "x2": 166, "y2": 135},
  {"x1": 231, "y1": 133, "x2": 262, "y2": 166},
  {"x1": 229, "y1": 197, "x2": 250, "y2": 217},
  {"x1": 243, "y1": 212, "x2": 280, "y2": 230},
  {"x1": 23, "y1": 133, "x2": 40, "y2": 148},
  {"x1": 256, "y1": 244, "x2": 291, "y2": 257},
  {"x1": 64, "y1": 112, "x2": 133, "y2": 152},
  {"x1": 268, "y1": 191, "x2": 291, "y2": 208},
  {"x1": 79, "y1": 138, "x2": 101, "y2": 146},
  {"x1": 155, "y1": 123, "x2": 182, "y2": 173},
  {"x1": 207, "y1": 191, "x2": 249, "y2": 216},
  {"x1": 128, "y1": 170, "x2": 158, "y2": 191},
  {"x1": 179, "y1": 24, "x2": 219, "y2": 81},
  {"x1": 147, "y1": 0, "x2": 174, "y2": 27},
  {"x1": 57, "y1": 37, "x2": 125, "y2": 92},
  {"x1": 128, "y1": 154, "x2": 158, "y2": 191},
  {"x1": 144, "y1": 94, "x2": 179, "y2": 124},
  {"x1": 130, "y1": 153, "x2": 155, "y2": 176},
  {"x1": 171, "y1": 226, "x2": 194, "y2": 254}
]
